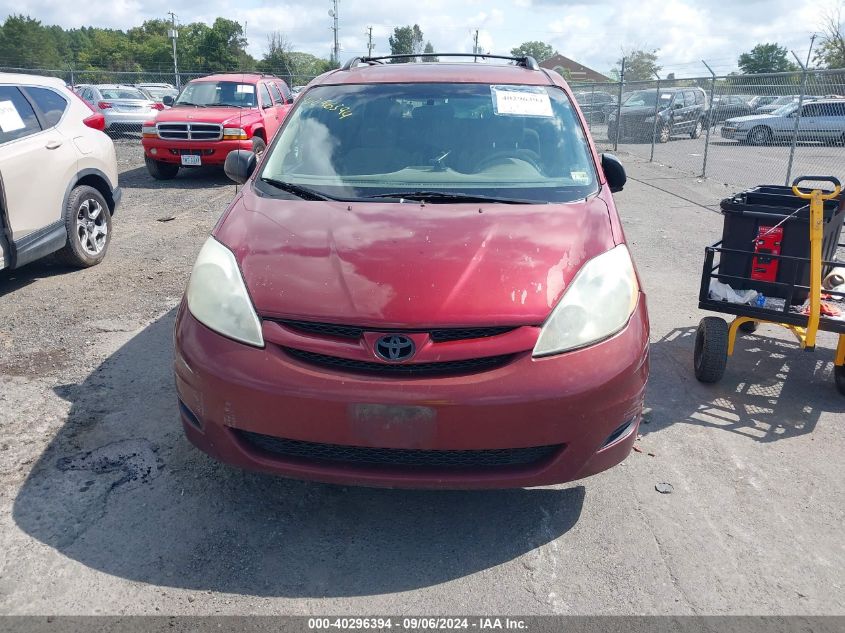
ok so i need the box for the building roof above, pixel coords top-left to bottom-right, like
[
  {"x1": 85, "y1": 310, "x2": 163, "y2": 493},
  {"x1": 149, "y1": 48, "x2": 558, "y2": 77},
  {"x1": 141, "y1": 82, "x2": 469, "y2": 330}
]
[{"x1": 539, "y1": 54, "x2": 610, "y2": 83}]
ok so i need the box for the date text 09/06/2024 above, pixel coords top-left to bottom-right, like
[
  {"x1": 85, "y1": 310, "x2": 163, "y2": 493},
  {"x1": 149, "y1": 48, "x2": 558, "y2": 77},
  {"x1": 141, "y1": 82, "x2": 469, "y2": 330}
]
[{"x1": 307, "y1": 618, "x2": 528, "y2": 630}]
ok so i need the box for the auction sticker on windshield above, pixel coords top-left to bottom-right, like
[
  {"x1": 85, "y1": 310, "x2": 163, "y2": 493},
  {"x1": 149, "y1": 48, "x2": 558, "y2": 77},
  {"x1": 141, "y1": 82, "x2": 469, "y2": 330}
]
[{"x1": 491, "y1": 86, "x2": 553, "y2": 117}]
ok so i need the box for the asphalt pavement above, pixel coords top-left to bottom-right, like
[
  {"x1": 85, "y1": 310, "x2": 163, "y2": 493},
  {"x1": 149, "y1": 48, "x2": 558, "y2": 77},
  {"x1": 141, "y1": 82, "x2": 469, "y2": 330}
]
[{"x1": 0, "y1": 142, "x2": 843, "y2": 615}]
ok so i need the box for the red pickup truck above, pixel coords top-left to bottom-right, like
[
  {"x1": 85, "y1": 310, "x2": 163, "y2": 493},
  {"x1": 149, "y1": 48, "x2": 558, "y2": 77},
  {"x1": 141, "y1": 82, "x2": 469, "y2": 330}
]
[{"x1": 141, "y1": 73, "x2": 294, "y2": 179}]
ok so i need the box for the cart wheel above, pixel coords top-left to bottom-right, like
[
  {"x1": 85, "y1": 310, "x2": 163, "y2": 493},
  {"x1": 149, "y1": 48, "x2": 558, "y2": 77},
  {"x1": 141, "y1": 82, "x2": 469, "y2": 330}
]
[
  {"x1": 694, "y1": 317, "x2": 729, "y2": 383},
  {"x1": 835, "y1": 366, "x2": 845, "y2": 396},
  {"x1": 738, "y1": 320, "x2": 758, "y2": 333}
]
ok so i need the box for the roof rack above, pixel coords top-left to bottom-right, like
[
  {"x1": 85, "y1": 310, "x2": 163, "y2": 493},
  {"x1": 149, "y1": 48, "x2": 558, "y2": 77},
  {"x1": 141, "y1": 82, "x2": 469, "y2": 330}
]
[
  {"x1": 341, "y1": 53, "x2": 540, "y2": 71},
  {"x1": 211, "y1": 71, "x2": 277, "y2": 78}
]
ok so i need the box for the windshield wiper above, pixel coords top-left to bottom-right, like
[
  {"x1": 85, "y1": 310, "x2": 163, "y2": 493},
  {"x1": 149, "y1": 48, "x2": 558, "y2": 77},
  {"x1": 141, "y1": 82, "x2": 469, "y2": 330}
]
[
  {"x1": 259, "y1": 177, "x2": 335, "y2": 201},
  {"x1": 363, "y1": 191, "x2": 541, "y2": 204},
  {"x1": 174, "y1": 102, "x2": 205, "y2": 107}
]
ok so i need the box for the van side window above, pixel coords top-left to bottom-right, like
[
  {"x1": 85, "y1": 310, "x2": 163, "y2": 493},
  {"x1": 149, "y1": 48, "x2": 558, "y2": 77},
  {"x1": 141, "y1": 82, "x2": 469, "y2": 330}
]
[
  {"x1": 269, "y1": 83, "x2": 284, "y2": 105},
  {"x1": 26, "y1": 87, "x2": 69, "y2": 128},
  {"x1": 0, "y1": 86, "x2": 42, "y2": 145}
]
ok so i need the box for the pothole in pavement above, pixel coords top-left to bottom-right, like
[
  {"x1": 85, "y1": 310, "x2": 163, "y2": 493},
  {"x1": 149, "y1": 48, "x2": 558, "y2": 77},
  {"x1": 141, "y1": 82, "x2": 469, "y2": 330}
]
[{"x1": 56, "y1": 438, "x2": 162, "y2": 490}]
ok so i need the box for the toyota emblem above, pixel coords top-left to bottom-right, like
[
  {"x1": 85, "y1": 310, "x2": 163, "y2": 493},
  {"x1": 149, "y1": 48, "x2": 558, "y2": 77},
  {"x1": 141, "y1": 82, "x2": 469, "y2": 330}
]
[{"x1": 375, "y1": 334, "x2": 415, "y2": 362}]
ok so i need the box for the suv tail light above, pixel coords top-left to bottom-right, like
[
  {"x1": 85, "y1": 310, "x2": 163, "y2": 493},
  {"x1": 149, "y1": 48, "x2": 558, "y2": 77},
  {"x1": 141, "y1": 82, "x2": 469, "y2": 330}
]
[
  {"x1": 97, "y1": 101, "x2": 112, "y2": 109},
  {"x1": 151, "y1": 102, "x2": 165, "y2": 111},
  {"x1": 66, "y1": 89, "x2": 107, "y2": 131}
]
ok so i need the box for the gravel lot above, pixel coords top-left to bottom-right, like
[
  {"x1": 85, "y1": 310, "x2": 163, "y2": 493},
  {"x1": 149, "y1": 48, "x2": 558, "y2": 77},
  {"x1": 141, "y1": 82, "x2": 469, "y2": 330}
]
[{"x1": 0, "y1": 138, "x2": 843, "y2": 615}]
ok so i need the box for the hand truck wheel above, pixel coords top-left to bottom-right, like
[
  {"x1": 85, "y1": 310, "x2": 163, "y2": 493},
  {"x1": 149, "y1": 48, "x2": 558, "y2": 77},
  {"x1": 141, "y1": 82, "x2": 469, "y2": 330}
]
[
  {"x1": 835, "y1": 366, "x2": 845, "y2": 396},
  {"x1": 738, "y1": 320, "x2": 758, "y2": 333},
  {"x1": 694, "y1": 317, "x2": 729, "y2": 383}
]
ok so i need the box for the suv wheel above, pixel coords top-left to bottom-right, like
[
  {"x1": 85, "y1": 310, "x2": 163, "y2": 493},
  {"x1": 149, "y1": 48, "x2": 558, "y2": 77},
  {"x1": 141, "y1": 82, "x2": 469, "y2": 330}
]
[
  {"x1": 690, "y1": 119, "x2": 703, "y2": 139},
  {"x1": 56, "y1": 185, "x2": 112, "y2": 268},
  {"x1": 252, "y1": 136, "x2": 267, "y2": 156},
  {"x1": 145, "y1": 156, "x2": 179, "y2": 180},
  {"x1": 657, "y1": 123, "x2": 671, "y2": 143}
]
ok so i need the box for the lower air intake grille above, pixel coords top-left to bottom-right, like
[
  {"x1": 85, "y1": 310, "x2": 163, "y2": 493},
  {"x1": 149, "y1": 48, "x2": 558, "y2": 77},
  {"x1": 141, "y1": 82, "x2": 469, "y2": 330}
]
[
  {"x1": 284, "y1": 348, "x2": 514, "y2": 377},
  {"x1": 239, "y1": 430, "x2": 562, "y2": 469}
]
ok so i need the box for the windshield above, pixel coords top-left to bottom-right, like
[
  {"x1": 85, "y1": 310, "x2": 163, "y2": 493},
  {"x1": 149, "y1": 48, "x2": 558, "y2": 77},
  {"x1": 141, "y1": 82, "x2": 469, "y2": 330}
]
[
  {"x1": 259, "y1": 83, "x2": 597, "y2": 203},
  {"x1": 623, "y1": 90, "x2": 672, "y2": 108},
  {"x1": 772, "y1": 103, "x2": 798, "y2": 116},
  {"x1": 175, "y1": 81, "x2": 257, "y2": 107},
  {"x1": 770, "y1": 96, "x2": 796, "y2": 107},
  {"x1": 100, "y1": 88, "x2": 147, "y2": 100}
]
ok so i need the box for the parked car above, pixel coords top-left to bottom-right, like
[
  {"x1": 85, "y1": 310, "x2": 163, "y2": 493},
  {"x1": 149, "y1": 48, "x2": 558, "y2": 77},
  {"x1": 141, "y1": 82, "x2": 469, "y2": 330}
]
[
  {"x1": 135, "y1": 83, "x2": 178, "y2": 102},
  {"x1": 754, "y1": 95, "x2": 803, "y2": 114},
  {"x1": 707, "y1": 94, "x2": 753, "y2": 124},
  {"x1": 0, "y1": 73, "x2": 120, "y2": 271},
  {"x1": 607, "y1": 86, "x2": 708, "y2": 143},
  {"x1": 173, "y1": 54, "x2": 648, "y2": 489},
  {"x1": 291, "y1": 85, "x2": 306, "y2": 98},
  {"x1": 573, "y1": 90, "x2": 616, "y2": 123},
  {"x1": 141, "y1": 72, "x2": 295, "y2": 179},
  {"x1": 721, "y1": 98, "x2": 845, "y2": 145},
  {"x1": 74, "y1": 84, "x2": 163, "y2": 134},
  {"x1": 747, "y1": 95, "x2": 779, "y2": 112}
]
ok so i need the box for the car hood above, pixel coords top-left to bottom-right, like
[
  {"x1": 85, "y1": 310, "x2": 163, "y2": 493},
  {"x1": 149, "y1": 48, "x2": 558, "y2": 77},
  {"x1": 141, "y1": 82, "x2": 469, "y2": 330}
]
[
  {"x1": 154, "y1": 106, "x2": 260, "y2": 125},
  {"x1": 214, "y1": 188, "x2": 618, "y2": 326},
  {"x1": 725, "y1": 113, "x2": 778, "y2": 125}
]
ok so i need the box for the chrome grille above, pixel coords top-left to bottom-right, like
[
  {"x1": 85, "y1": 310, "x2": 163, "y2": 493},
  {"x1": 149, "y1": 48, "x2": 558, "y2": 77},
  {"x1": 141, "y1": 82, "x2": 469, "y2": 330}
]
[{"x1": 156, "y1": 122, "x2": 222, "y2": 140}]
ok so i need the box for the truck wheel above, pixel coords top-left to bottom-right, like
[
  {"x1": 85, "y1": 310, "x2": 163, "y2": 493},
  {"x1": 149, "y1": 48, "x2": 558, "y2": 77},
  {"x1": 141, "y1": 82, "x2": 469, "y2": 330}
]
[
  {"x1": 693, "y1": 317, "x2": 729, "y2": 383},
  {"x1": 145, "y1": 156, "x2": 179, "y2": 180},
  {"x1": 252, "y1": 136, "x2": 267, "y2": 156},
  {"x1": 690, "y1": 119, "x2": 703, "y2": 139},
  {"x1": 56, "y1": 185, "x2": 112, "y2": 268}
]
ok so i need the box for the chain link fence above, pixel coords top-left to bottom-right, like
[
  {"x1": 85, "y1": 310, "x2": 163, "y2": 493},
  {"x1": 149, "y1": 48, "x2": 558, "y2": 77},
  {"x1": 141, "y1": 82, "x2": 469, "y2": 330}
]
[{"x1": 573, "y1": 68, "x2": 845, "y2": 190}]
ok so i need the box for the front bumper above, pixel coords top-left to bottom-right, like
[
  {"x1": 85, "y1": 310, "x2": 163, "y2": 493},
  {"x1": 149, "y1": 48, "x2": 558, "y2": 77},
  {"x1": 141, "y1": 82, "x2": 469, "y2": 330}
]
[
  {"x1": 720, "y1": 126, "x2": 748, "y2": 141},
  {"x1": 174, "y1": 298, "x2": 650, "y2": 489},
  {"x1": 142, "y1": 137, "x2": 254, "y2": 166}
]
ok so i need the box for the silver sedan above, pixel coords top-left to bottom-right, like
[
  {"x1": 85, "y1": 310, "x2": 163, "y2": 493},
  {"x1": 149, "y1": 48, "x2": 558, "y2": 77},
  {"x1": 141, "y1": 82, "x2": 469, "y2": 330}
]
[
  {"x1": 721, "y1": 99, "x2": 845, "y2": 145},
  {"x1": 75, "y1": 84, "x2": 163, "y2": 133}
]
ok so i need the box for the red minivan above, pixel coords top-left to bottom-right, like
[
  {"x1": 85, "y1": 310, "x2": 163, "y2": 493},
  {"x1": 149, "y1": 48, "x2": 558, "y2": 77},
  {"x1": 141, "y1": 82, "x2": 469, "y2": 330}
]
[{"x1": 174, "y1": 55, "x2": 649, "y2": 489}]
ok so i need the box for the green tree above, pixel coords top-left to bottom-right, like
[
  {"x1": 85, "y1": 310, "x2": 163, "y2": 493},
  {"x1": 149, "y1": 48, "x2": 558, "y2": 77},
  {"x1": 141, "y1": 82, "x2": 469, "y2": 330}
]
[
  {"x1": 510, "y1": 41, "x2": 554, "y2": 62},
  {"x1": 738, "y1": 43, "x2": 797, "y2": 74},
  {"x1": 615, "y1": 48, "x2": 661, "y2": 81},
  {"x1": 422, "y1": 41, "x2": 438, "y2": 62},
  {"x1": 815, "y1": 7, "x2": 845, "y2": 68},
  {"x1": 388, "y1": 24, "x2": 424, "y2": 62},
  {"x1": 0, "y1": 15, "x2": 63, "y2": 68}
]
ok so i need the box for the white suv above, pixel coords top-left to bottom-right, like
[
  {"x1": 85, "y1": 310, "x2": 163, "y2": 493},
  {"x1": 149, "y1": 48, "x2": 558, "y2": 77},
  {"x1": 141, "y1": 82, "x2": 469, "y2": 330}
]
[{"x1": 0, "y1": 73, "x2": 120, "y2": 271}]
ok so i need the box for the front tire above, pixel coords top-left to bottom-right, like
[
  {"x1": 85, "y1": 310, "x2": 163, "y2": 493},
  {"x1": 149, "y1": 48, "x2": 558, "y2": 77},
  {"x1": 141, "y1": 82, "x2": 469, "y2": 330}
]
[
  {"x1": 748, "y1": 126, "x2": 772, "y2": 146},
  {"x1": 252, "y1": 136, "x2": 267, "y2": 156},
  {"x1": 690, "y1": 119, "x2": 703, "y2": 139},
  {"x1": 145, "y1": 156, "x2": 179, "y2": 180},
  {"x1": 56, "y1": 185, "x2": 112, "y2": 268},
  {"x1": 694, "y1": 317, "x2": 729, "y2": 383},
  {"x1": 657, "y1": 123, "x2": 671, "y2": 143}
]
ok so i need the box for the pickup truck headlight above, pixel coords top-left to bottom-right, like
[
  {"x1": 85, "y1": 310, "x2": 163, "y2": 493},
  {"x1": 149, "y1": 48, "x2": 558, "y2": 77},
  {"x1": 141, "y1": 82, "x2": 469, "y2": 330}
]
[
  {"x1": 141, "y1": 125, "x2": 158, "y2": 138},
  {"x1": 533, "y1": 245, "x2": 639, "y2": 357},
  {"x1": 186, "y1": 237, "x2": 264, "y2": 347},
  {"x1": 223, "y1": 127, "x2": 249, "y2": 140}
]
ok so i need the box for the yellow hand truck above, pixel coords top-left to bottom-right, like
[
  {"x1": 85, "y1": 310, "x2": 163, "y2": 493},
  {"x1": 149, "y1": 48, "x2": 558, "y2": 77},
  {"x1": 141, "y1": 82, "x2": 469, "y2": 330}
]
[{"x1": 694, "y1": 176, "x2": 845, "y2": 395}]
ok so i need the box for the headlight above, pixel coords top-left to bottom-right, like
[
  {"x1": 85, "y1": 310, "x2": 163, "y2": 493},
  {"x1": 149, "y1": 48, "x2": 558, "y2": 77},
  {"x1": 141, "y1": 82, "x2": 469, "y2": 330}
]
[
  {"x1": 186, "y1": 237, "x2": 264, "y2": 347},
  {"x1": 223, "y1": 127, "x2": 249, "y2": 139},
  {"x1": 533, "y1": 245, "x2": 639, "y2": 357},
  {"x1": 141, "y1": 125, "x2": 158, "y2": 137}
]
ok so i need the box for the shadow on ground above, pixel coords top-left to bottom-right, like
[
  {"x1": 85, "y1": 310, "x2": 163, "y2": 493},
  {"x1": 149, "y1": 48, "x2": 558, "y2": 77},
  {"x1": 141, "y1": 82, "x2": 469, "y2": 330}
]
[
  {"x1": 119, "y1": 165, "x2": 235, "y2": 191},
  {"x1": 0, "y1": 259, "x2": 77, "y2": 297},
  {"x1": 645, "y1": 325, "x2": 845, "y2": 441},
  {"x1": 12, "y1": 310, "x2": 585, "y2": 597}
]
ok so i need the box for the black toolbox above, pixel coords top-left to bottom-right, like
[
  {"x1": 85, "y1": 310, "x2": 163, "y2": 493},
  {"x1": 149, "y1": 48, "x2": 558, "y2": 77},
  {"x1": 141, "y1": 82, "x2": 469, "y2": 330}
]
[{"x1": 718, "y1": 184, "x2": 845, "y2": 302}]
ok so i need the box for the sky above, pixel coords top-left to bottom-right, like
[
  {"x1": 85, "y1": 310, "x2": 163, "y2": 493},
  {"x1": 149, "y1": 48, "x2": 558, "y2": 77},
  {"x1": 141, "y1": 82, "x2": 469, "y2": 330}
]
[{"x1": 1, "y1": 0, "x2": 839, "y2": 76}]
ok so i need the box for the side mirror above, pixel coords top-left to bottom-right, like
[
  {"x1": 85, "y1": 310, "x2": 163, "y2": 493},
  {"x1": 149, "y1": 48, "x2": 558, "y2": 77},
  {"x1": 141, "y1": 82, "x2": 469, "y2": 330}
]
[
  {"x1": 601, "y1": 153, "x2": 626, "y2": 193},
  {"x1": 224, "y1": 150, "x2": 257, "y2": 185},
  {"x1": 162, "y1": 95, "x2": 174, "y2": 107}
]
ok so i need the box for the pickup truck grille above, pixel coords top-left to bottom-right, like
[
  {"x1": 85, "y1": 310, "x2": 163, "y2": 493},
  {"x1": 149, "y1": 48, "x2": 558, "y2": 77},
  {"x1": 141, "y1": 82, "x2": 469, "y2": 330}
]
[{"x1": 156, "y1": 122, "x2": 222, "y2": 141}]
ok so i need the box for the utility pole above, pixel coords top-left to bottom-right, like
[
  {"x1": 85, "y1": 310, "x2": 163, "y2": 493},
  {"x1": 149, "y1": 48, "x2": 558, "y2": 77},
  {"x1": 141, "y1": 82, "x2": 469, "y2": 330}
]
[
  {"x1": 329, "y1": 0, "x2": 339, "y2": 66},
  {"x1": 366, "y1": 26, "x2": 373, "y2": 57},
  {"x1": 473, "y1": 30, "x2": 479, "y2": 62},
  {"x1": 167, "y1": 11, "x2": 180, "y2": 90}
]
